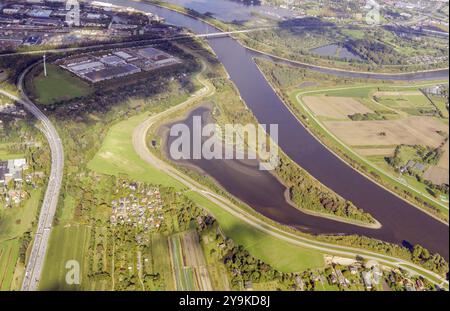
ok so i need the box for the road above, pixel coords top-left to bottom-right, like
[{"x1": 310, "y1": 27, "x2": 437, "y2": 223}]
[
  {"x1": 0, "y1": 63, "x2": 64, "y2": 291},
  {"x1": 0, "y1": 28, "x2": 269, "y2": 58},
  {"x1": 131, "y1": 64, "x2": 448, "y2": 289}
]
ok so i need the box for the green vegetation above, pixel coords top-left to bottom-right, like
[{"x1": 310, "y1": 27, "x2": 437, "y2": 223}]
[
  {"x1": 348, "y1": 112, "x2": 386, "y2": 121},
  {"x1": 30, "y1": 64, "x2": 93, "y2": 105},
  {"x1": 186, "y1": 192, "x2": 324, "y2": 272},
  {"x1": 0, "y1": 112, "x2": 50, "y2": 290},
  {"x1": 0, "y1": 239, "x2": 20, "y2": 290},
  {"x1": 22, "y1": 40, "x2": 328, "y2": 291},
  {"x1": 39, "y1": 225, "x2": 91, "y2": 291},
  {"x1": 233, "y1": 14, "x2": 448, "y2": 73},
  {"x1": 316, "y1": 234, "x2": 448, "y2": 276},
  {"x1": 169, "y1": 234, "x2": 196, "y2": 290},
  {"x1": 387, "y1": 145, "x2": 442, "y2": 170},
  {"x1": 87, "y1": 113, "x2": 183, "y2": 189},
  {"x1": 9, "y1": 35, "x2": 444, "y2": 291}
]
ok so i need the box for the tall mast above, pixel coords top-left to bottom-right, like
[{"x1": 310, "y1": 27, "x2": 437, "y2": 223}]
[{"x1": 43, "y1": 54, "x2": 47, "y2": 77}]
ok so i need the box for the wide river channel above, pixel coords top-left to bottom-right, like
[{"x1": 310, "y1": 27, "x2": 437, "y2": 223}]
[{"x1": 102, "y1": 0, "x2": 449, "y2": 258}]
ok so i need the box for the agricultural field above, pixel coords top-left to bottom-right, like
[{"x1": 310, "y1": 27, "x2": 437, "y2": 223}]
[
  {"x1": 30, "y1": 64, "x2": 93, "y2": 105},
  {"x1": 300, "y1": 85, "x2": 449, "y2": 213},
  {"x1": 303, "y1": 96, "x2": 373, "y2": 120},
  {"x1": 374, "y1": 92, "x2": 441, "y2": 116},
  {"x1": 39, "y1": 224, "x2": 91, "y2": 291},
  {"x1": 429, "y1": 95, "x2": 449, "y2": 118},
  {"x1": 147, "y1": 233, "x2": 175, "y2": 291},
  {"x1": 0, "y1": 142, "x2": 24, "y2": 159},
  {"x1": 424, "y1": 141, "x2": 449, "y2": 187},
  {"x1": 324, "y1": 116, "x2": 447, "y2": 149},
  {"x1": 0, "y1": 239, "x2": 19, "y2": 290},
  {"x1": 256, "y1": 58, "x2": 449, "y2": 217},
  {"x1": 168, "y1": 231, "x2": 213, "y2": 291}
]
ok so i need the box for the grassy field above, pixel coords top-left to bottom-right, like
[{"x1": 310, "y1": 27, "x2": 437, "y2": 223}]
[
  {"x1": 32, "y1": 64, "x2": 93, "y2": 105},
  {"x1": 168, "y1": 234, "x2": 196, "y2": 290},
  {"x1": 88, "y1": 113, "x2": 326, "y2": 273},
  {"x1": 0, "y1": 239, "x2": 20, "y2": 290},
  {"x1": 151, "y1": 233, "x2": 175, "y2": 290},
  {"x1": 87, "y1": 114, "x2": 184, "y2": 189},
  {"x1": 430, "y1": 95, "x2": 450, "y2": 118},
  {"x1": 59, "y1": 194, "x2": 76, "y2": 223},
  {"x1": 200, "y1": 230, "x2": 230, "y2": 290},
  {"x1": 39, "y1": 224, "x2": 91, "y2": 291},
  {"x1": 186, "y1": 191, "x2": 325, "y2": 272},
  {"x1": 0, "y1": 189, "x2": 42, "y2": 241},
  {"x1": 0, "y1": 143, "x2": 24, "y2": 160},
  {"x1": 321, "y1": 87, "x2": 374, "y2": 98}
]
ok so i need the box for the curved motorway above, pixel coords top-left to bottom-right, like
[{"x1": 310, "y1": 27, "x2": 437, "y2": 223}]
[{"x1": 0, "y1": 64, "x2": 64, "y2": 291}]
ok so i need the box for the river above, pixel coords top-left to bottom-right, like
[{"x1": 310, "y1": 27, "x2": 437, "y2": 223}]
[{"x1": 99, "y1": 0, "x2": 449, "y2": 258}]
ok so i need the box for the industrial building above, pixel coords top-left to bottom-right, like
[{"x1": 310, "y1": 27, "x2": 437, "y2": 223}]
[{"x1": 59, "y1": 46, "x2": 181, "y2": 83}]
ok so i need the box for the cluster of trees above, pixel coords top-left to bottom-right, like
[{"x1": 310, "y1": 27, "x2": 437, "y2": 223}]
[
  {"x1": 385, "y1": 270, "x2": 434, "y2": 291},
  {"x1": 276, "y1": 156, "x2": 376, "y2": 224},
  {"x1": 344, "y1": 39, "x2": 401, "y2": 65},
  {"x1": 317, "y1": 235, "x2": 448, "y2": 275},
  {"x1": 221, "y1": 243, "x2": 301, "y2": 290},
  {"x1": 412, "y1": 244, "x2": 448, "y2": 275},
  {"x1": 18, "y1": 231, "x2": 32, "y2": 264},
  {"x1": 386, "y1": 144, "x2": 448, "y2": 194},
  {"x1": 348, "y1": 112, "x2": 386, "y2": 121},
  {"x1": 224, "y1": 245, "x2": 282, "y2": 287}
]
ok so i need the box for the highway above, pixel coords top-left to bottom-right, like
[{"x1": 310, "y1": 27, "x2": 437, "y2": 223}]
[
  {"x1": 0, "y1": 28, "x2": 270, "y2": 58},
  {"x1": 0, "y1": 63, "x2": 64, "y2": 291}
]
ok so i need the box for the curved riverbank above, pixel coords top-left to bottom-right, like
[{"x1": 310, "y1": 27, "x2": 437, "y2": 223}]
[
  {"x1": 158, "y1": 104, "x2": 382, "y2": 230},
  {"x1": 246, "y1": 46, "x2": 449, "y2": 81}
]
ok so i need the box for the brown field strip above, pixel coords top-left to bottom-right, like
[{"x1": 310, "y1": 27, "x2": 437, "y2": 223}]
[
  {"x1": 304, "y1": 96, "x2": 373, "y2": 119},
  {"x1": 438, "y1": 141, "x2": 449, "y2": 170},
  {"x1": 355, "y1": 148, "x2": 395, "y2": 157},
  {"x1": 181, "y1": 231, "x2": 213, "y2": 291},
  {"x1": 423, "y1": 167, "x2": 449, "y2": 186},
  {"x1": 0, "y1": 246, "x2": 13, "y2": 289},
  {"x1": 374, "y1": 91, "x2": 423, "y2": 96},
  {"x1": 324, "y1": 116, "x2": 448, "y2": 148},
  {"x1": 424, "y1": 141, "x2": 449, "y2": 185}
]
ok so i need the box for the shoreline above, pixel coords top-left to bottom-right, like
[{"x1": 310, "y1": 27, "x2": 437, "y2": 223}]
[{"x1": 155, "y1": 101, "x2": 382, "y2": 230}]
